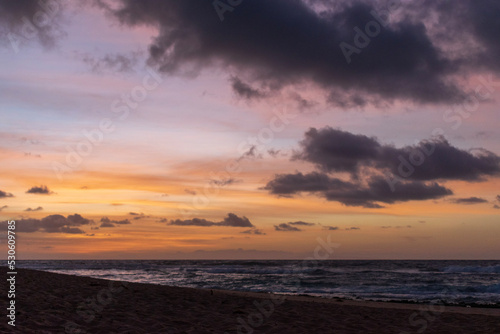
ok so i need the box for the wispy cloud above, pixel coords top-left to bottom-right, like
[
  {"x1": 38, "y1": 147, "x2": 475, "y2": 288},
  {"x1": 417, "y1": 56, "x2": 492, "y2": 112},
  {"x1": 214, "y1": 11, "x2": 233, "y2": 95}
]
[
  {"x1": 240, "y1": 228, "x2": 266, "y2": 235},
  {"x1": 75, "y1": 50, "x2": 142, "y2": 74},
  {"x1": 452, "y1": 197, "x2": 488, "y2": 204}
]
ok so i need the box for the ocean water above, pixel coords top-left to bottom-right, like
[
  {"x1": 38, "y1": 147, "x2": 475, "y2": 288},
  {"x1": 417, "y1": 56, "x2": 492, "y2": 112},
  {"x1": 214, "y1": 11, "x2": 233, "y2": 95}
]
[{"x1": 18, "y1": 260, "x2": 500, "y2": 307}]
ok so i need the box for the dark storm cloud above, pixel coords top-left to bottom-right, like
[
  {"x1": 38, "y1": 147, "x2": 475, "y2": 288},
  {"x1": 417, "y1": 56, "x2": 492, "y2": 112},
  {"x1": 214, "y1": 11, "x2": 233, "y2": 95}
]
[
  {"x1": 264, "y1": 171, "x2": 452, "y2": 208},
  {"x1": 324, "y1": 176, "x2": 452, "y2": 208},
  {"x1": 493, "y1": 205, "x2": 500, "y2": 209},
  {"x1": 0, "y1": 190, "x2": 13, "y2": 198},
  {"x1": 26, "y1": 185, "x2": 52, "y2": 194},
  {"x1": 263, "y1": 171, "x2": 334, "y2": 195},
  {"x1": 452, "y1": 197, "x2": 488, "y2": 204},
  {"x1": 345, "y1": 227, "x2": 360, "y2": 230},
  {"x1": 295, "y1": 127, "x2": 500, "y2": 181},
  {"x1": 265, "y1": 126, "x2": 500, "y2": 207},
  {"x1": 497, "y1": 195, "x2": 500, "y2": 202},
  {"x1": 295, "y1": 127, "x2": 381, "y2": 174},
  {"x1": 382, "y1": 139, "x2": 500, "y2": 182},
  {"x1": 323, "y1": 226, "x2": 339, "y2": 230},
  {"x1": 0, "y1": 0, "x2": 65, "y2": 49},
  {"x1": 433, "y1": 0, "x2": 500, "y2": 72},
  {"x1": 170, "y1": 213, "x2": 254, "y2": 228},
  {"x1": 0, "y1": 213, "x2": 92, "y2": 234},
  {"x1": 97, "y1": 0, "x2": 500, "y2": 104},
  {"x1": 274, "y1": 223, "x2": 302, "y2": 232}
]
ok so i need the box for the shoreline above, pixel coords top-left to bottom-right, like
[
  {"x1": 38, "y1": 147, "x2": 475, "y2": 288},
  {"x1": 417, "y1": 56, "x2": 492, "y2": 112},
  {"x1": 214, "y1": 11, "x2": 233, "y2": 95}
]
[
  {"x1": 17, "y1": 266, "x2": 500, "y2": 310},
  {"x1": 214, "y1": 289, "x2": 500, "y2": 316},
  {"x1": 2, "y1": 268, "x2": 499, "y2": 333}
]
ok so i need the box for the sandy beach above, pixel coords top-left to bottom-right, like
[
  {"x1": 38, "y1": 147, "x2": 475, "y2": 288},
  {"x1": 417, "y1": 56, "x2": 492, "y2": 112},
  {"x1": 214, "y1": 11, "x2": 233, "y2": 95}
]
[{"x1": 1, "y1": 268, "x2": 499, "y2": 333}]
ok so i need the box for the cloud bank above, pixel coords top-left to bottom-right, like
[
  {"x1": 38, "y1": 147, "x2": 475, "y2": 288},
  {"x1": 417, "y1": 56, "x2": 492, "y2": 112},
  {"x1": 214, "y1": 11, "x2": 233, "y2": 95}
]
[
  {"x1": 99, "y1": 0, "x2": 500, "y2": 105},
  {"x1": 265, "y1": 127, "x2": 500, "y2": 208},
  {"x1": 0, "y1": 213, "x2": 93, "y2": 234}
]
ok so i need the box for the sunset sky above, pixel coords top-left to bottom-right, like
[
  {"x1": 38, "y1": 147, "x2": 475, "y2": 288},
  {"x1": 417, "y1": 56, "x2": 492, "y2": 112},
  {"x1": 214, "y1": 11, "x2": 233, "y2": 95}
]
[{"x1": 1, "y1": 0, "x2": 499, "y2": 260}]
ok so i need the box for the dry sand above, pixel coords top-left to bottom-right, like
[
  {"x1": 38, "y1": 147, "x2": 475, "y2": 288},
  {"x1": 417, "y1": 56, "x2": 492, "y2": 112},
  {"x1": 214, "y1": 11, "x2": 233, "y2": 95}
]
[{"x1": 1, "y1": 268, "x2": 499, "y2": 333}]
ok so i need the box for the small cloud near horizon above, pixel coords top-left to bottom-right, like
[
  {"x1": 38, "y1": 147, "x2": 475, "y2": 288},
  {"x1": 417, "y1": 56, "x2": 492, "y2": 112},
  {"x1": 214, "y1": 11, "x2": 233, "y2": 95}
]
[
  {"x1": 452, "y1": 197, "x2": 488, "y2": 204},
  {"x1": 0, "y1": 214, "x2": 93, "y2": 234},
  {"x1": 100, "y1": 217, "x2": 131, "y2": 227},
  {"x1": 288, "y1": 221, "x2": 315, "y2": 226},
  {"x1": 170, "y1": 213, "x2": 254, "y2": 228},
  {"x1": 274, "y1": 223, "x2": 301, "y2": 232},
  {"x1": 26, "y1": 185, "x2": 53, "y2": 195},
  {"x1": 24, "y1": 206, "x2": 43, "y2": 212},
  {"x1": 0, "y1": 190, "x2": 14, "y2": 198},
  {"x1": 241, "y1": 229, "x2": 266, "y2": 235}
]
